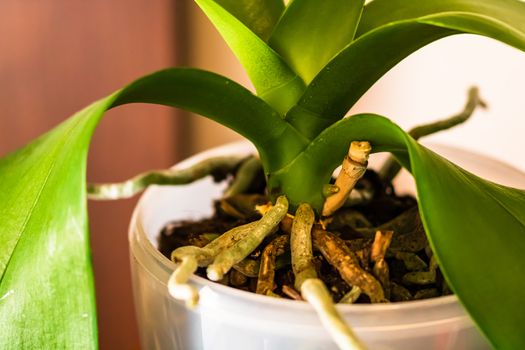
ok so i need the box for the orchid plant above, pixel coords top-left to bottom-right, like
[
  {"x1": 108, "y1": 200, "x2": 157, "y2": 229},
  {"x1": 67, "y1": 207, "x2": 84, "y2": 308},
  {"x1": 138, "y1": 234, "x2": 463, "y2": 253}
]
[{"x1": 1, "y1": 0, "x2": 525, "y2": 349}]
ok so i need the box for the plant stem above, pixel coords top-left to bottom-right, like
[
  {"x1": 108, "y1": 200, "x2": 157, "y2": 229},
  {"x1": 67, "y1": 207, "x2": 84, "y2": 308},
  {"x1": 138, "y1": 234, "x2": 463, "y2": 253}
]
[
  {"x1": 224, "y1": 156, "x2": 262, "y2": 197},
  {"x1": 207, "y1": 196, "x2": 288, "y2": 281},
  {"x1": 380, "y1": 87, "x2": 486, "y2": 181},
  {"x1": 322, "y1": 141, "x2": 371, "y2": 217},
  {"x1": 87, "y1": 155, "x2": 244, "y2": 200},
  {"x1": 301, "y1": 279, "x2": 367, "y2": 350},
  {"x1": 256, "y1": 235, "x2": 289, "y2": 295}
]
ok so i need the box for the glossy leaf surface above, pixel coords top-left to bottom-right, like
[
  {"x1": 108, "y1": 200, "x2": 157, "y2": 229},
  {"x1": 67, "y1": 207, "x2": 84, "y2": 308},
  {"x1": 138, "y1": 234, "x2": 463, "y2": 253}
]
[
  {"x1": 286, "y1": 0, "x2": 525, "y2": 138},
  {"x1": 213, "y1": 0, "x2": 284, "y2": 41},
  {"x1": 270, "y1": 114, "x2": 525, "y2": 349},
  {"x1": 196, "y1": 0, "x2": 305, "y2": 115},
  {"x1": 0, "y1": 68, "x2": 306, "y2": 349},
  {"x1": 269, "y1": 0, "x2": 365, "y2": 83}
]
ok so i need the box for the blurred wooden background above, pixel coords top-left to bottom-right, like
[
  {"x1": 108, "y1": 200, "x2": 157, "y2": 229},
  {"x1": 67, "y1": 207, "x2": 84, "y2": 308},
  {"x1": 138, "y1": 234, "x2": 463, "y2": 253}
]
[{"x1": 0, "y1": 1, "x2": 187, "y2": 348}]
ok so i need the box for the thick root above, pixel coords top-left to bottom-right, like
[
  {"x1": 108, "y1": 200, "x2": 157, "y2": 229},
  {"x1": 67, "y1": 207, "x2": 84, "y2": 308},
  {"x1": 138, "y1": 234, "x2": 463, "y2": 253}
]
[
  {"x1": 322, "y1": 141, "x2": 371, "y2": 217},
  {"x1": 207, "y1": 196, "x2": 288, "y2": 281},
  {"x1": 167, "y1": 222, "x2": 258, "y2": 306},
  {"x1": 168, "y1": 255, "x2": 200, "y2": 308},
  {"x1": 312, "y1": 229, "x2": 386, "y2": 303},
  {"x1": 371, "y1": 230, "x2": 393, "y2": 298},
  {"x1": 291, "y1": 203, "x2": 317, "y2": 290},
  {"x1": 256, "y1": 235, "x2": 289, "y2": 295}
]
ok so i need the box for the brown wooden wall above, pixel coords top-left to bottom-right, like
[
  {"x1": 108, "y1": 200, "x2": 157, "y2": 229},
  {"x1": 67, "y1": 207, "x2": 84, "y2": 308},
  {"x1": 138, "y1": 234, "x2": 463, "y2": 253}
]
[{"x1": 0, "y1": 1, "x2": 187, "y2": 348}]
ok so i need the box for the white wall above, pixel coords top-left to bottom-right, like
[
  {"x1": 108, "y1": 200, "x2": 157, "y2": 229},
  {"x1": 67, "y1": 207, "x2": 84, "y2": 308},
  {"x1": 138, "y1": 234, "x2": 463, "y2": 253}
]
[{"x1": 351, "y1": 34, "x2": 525, "y2": 172}]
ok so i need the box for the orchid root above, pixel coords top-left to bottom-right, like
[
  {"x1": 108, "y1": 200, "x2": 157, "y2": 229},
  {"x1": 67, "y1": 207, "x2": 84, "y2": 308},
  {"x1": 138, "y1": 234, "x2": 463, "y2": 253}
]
[
  {"x1": 302, "y1": 279, "x2": 367, "y2": 350},
  {"x1": 168, "y1": 221, "x2": 258, "y2": 306},
  {"x1": 288, "y1": 203, "x2": 366, "y2": 350},
  {"x1": 323, "y1": 141, "x2": 371, "y2": 217},
  {"x1": 206, "y1": 196, "x2": 288, "y2": 281},
  {"x1": 380, "y1": 87, "x2": 486, "y2": 181},
  {"x1": 291, "y1": 203, "x2": 317, "y2": 290},
  {"x1": 312, "y1": 229, "x2": 386, "y2": 303},
  {"x1": 224, "y1": 156, "x2": 262, "y2": 197},
  {"x1": 87, "y1": 155, "x2": 244, "y2": 200},
  {"x1": 256, "y1": 235, "x2": 289, "y2": 296},
  {"x1": 370, "y1": 230, "x2": 393, "y2": 298}
]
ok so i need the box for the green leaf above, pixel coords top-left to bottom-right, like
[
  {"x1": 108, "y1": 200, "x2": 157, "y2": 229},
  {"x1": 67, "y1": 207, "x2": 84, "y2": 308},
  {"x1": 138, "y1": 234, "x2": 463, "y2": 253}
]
[
  {"x1": 113, "y1": 69, "x2": 308, "y2": 172},
  {"x1": 195, "y1": 0, "x2": 305, "y2": 115},
  {"x1": 0, "y1": 109, "x2": 102, "y2": 349},
  {"x1": 357, "y1": 0, "x2": 525, "y2": 43},
  {"x1": 0, "y1": 68, "x2": 306, "y2": 348},
  {"x1": 286, "y1": 0, "x2": 525, "y2": 138},
  {"x1": 272, "y1": 114, "x2": 525, "y2": 349},
  {"x1": 213, "y1": 0, "x2": 284, "y2": 41},
  {"x1": 268, "y1": 0, "x2": 365, "y2": 83}
]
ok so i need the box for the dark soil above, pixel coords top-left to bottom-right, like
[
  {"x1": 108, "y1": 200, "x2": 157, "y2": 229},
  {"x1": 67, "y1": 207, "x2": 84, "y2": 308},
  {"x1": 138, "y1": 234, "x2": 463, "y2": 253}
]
[{"x1": 158, "y1": 168, "x2": 452, "y2": 303}]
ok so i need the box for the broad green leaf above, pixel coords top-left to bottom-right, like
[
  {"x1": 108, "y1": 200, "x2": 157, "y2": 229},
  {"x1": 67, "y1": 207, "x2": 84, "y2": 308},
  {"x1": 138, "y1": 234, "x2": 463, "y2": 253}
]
[
  {"x1": 0, "y1": 110, "x2": 101, "y2": 349},
  {"x1": 195, "y1": 0, "x2": 305, "y2": 115},
  {"x1": 0, "y1": 68, "x2": 306, "y2": 349},
  {"x1": 357, "y1": 0, "x2": 525, "y2": 42},
  {"x1": 268, "y1": 0, "x2": 365, "y2": 83},
  {"x1": 286, "y1": 0, "x2": 525, "y2": 138},
  {"x1": 213, "y1": 0, "x2": 284, "y2": 41},
  {"x1": 113, "y1": 69, "x2": 308, "y2": 172},
  {"x1": 270, "y1": 114, "x2": 525, "y2": 349}
]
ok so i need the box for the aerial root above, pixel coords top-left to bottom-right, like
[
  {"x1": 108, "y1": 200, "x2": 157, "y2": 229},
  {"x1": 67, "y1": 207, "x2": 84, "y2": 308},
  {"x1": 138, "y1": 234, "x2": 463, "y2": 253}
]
[
  {"x1": 206, "y1": 196, "x2": 288, "y2": 281},
  {"x1": 87, "y1": 155, "x2": 245, "y2": 200},
  {"x1": 167, "y1": 221, "x2": 258, "y2": 306},
  {"x1": 370, "y1": 230, "x2": 394, "y2": 298},
  {"x1": 339, "y1": 286, "x2": 362, "y2": 304},
  {"x1": 301, "y1": 279, "x2": 366, "y2": 350},
  {"x1": 256, "y1": 235, "x2": 289, "y2": 296},
  {"x1": 167, "y1": 196, "x2": 288, "y2": 307},
  {"x1": 291, "y1": 203, "x2": 317, "y2": 290},
  {"x1": 380, "y1": 86, "x2": 486, "y2": 181},
  {"x1": 290, "y1": 203, "x2": 367, "y2": 350},
  {"x1": 168, "y1": 255, "x2": 200, "y2": 308},
  {"x1": 312, "y1": 229, "x2": 386, "y2": 303},
  {"x1": 166, "y1": 196, "x2": 377, "y2": 349},
  {"x1": 322, "y1": 141, "x2": 371, "y2": 217},
  {"x1": 224, "y1": 156, "x2": 262, "y2": 197}
]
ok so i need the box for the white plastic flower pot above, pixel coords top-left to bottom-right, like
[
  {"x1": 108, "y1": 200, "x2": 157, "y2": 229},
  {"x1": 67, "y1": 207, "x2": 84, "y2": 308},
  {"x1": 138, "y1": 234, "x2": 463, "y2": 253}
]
[{"x1": 129, "y1": 141, "x2": 525, "y2": 350}]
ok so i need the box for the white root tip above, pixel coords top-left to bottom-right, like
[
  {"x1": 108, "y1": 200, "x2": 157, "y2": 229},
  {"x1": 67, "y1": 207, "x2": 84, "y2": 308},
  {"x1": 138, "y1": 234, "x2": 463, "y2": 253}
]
[
  {"x1": 168, "y1": 271, "x2": 199, "y2": 308},
  {"x1": 206, "y1": 265, "x2": 224, "y2": 281}
]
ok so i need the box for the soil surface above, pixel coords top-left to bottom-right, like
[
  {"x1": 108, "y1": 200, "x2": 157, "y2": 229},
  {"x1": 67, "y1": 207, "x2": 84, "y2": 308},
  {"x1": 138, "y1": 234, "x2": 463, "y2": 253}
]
[{"x1": 158, "y1": 168, "x2": 452, "y2": 303}]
